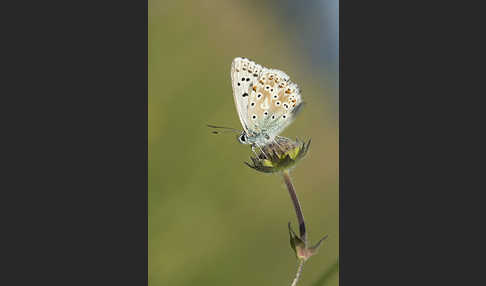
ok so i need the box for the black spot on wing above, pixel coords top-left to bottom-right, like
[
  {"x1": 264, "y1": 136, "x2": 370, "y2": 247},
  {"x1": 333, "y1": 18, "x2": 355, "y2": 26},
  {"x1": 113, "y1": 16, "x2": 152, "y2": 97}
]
[{"x1": 242, "y1": 93, "x2": 248, "y2": 97}]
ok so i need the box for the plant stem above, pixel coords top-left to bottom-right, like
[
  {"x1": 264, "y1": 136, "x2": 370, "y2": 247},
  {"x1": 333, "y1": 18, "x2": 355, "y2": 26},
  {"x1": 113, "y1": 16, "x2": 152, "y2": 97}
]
[
  {"x1": 282, "y1": 170, "x2": 307, "y2": 243},
  {"x1": 290, "y1": 260, "x2": 305, "y2": 286}
]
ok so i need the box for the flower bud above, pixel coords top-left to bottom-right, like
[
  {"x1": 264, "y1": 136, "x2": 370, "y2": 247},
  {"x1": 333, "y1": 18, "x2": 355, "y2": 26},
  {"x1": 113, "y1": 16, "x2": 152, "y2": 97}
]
[{"x1": 245, "y1": 137, "x2": 311, "y2": 173}]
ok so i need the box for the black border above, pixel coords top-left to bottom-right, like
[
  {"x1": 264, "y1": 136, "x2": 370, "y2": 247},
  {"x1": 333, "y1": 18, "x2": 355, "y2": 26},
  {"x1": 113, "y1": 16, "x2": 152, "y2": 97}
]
[
  {"x1": 339, "y1": 0, "x2": 475, "y2": 284},
  {"x1": 4, "y1": 0, "x2": 148, "y2": 284}
]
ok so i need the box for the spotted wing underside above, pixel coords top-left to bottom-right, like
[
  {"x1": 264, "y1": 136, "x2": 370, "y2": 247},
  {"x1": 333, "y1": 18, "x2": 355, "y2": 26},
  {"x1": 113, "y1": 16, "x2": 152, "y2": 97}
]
[
  {"x1": 231, "y1": 57, "x2": 303, "y2": 141},
  {"x1": 246, "y1": 69, "x2": 303, "y2": 138},
  {"x1": 230, "y1": 57, "x2": 264, "y2": 133}
]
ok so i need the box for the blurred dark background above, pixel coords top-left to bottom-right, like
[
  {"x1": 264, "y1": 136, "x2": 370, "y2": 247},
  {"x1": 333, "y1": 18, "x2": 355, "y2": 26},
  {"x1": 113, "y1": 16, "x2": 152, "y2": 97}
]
[{"x1": 149, "y1": 1, "x2": 338, "y2": 285}]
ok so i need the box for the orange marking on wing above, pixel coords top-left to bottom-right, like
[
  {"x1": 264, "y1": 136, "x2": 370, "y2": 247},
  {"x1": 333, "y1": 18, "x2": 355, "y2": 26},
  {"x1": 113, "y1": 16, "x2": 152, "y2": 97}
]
[{"x1": 249, "y1": 85, "x2": 271, "y2": 119}]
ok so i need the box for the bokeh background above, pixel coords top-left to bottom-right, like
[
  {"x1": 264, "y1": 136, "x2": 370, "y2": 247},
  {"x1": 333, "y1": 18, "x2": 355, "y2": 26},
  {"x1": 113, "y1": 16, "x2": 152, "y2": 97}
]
[{"x1": 149, "y1": 1, "x2": 339, "y2": 285}]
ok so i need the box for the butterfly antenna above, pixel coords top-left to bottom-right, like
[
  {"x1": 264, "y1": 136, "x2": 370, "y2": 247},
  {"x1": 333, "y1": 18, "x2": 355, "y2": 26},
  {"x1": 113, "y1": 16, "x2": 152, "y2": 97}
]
[{"x1": 207, "y1": 124, "x2": 241, "y2": 134}]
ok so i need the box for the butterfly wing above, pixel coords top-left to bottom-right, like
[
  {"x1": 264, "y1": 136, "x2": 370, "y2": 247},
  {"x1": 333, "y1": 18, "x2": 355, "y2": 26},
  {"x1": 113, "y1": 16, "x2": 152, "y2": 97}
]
[
  {"x1": 231, "y1": 57, "x2": 265, "y2": 133},
  {"x1": 245, "y1": 68, "x2": 303, "y2": 138}
]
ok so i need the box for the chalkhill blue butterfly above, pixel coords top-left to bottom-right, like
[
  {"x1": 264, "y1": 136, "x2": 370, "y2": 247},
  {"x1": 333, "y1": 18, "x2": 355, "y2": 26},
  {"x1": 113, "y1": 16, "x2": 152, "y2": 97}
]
[{"x1": 210, "y1": 57, "x2": 304, "y2": 154}]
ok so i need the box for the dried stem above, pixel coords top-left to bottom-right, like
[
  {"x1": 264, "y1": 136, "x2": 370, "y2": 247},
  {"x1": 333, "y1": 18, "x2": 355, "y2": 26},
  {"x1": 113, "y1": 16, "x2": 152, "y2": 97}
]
[
  {"x1": 283, "y1": 170, "x2": 308, "y2": 286},
  {"x1": 290, "y1": 260, "x2": 305, "y2": 286},
  {"x1": 282, "y1": 170, "x2": 306, "y2": 243}
]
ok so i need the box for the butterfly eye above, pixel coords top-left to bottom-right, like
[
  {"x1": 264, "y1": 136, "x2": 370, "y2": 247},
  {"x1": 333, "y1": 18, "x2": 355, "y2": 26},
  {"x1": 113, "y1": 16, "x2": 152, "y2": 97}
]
[
  {"x1": 283, "y1": 115, "x2": 287, "y2": 119},
  {"x1": 271, "y1": 115, "x2": 275, "y2": 120},
  {"x1": 239, "y1": 134, "x2": 246, "y2": 143},
  {"x1": 257, "y1": 93, "x2": 262, "y2": 99},
  {"x1": 250, "y1": 102, "x2": 255, "y2": 107},
  {"x1": 276, "y1": 101, "x2": 281, "y2": 106},
  {"x1": 272, "y1": 94, "x2": 278, "y2": 99},
  {"x1": 252, "y1": 114, "x2": 257, "y2": 120},
  {"x1": 263, "y1": 111, "x2": 268, "y2": 116}
]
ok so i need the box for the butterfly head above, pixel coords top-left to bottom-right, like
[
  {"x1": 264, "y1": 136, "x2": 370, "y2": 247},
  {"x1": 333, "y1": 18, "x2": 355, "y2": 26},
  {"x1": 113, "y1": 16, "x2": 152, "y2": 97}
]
[
  {"x1": 237, "y1": 132, "x2": 250, "y2": 145},
  {"x1": 237, "y1": 131, "x2": 273, "y2": 146}
]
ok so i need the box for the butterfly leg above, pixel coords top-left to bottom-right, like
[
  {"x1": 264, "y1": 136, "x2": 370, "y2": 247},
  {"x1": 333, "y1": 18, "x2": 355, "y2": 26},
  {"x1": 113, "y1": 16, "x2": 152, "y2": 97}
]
[
  {"x1": 272, "y1": 137, "x2": 285, "y2": 153},
  {"x1": 256, "y1": 143, "x2": 269, "y2": 159},
  {"x1": 251, "y1": 145, "x2": 260, "y2": 158}
]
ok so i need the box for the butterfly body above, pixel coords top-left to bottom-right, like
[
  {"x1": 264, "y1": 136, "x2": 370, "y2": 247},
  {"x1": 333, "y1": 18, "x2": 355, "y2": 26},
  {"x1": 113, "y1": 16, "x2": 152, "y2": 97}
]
[
  {"x1": 237, "y1": 129, "x2": 271, "y2": 146},
  {"x1": 230, "y1": 57, "x2": 303, "y2": 149}
]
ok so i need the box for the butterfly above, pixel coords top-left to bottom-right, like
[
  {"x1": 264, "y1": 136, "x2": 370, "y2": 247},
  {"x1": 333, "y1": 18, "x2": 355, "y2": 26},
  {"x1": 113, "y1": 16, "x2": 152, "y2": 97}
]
[{"x1": 210, "y1": 57, "x2": 304, "y2": 153}]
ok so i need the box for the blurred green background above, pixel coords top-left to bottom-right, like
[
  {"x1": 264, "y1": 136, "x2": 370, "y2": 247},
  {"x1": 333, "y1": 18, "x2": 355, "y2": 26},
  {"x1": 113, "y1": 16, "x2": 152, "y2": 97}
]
[{"x1": 149, "y1": 1, "x2": 339, "y2": 285}]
